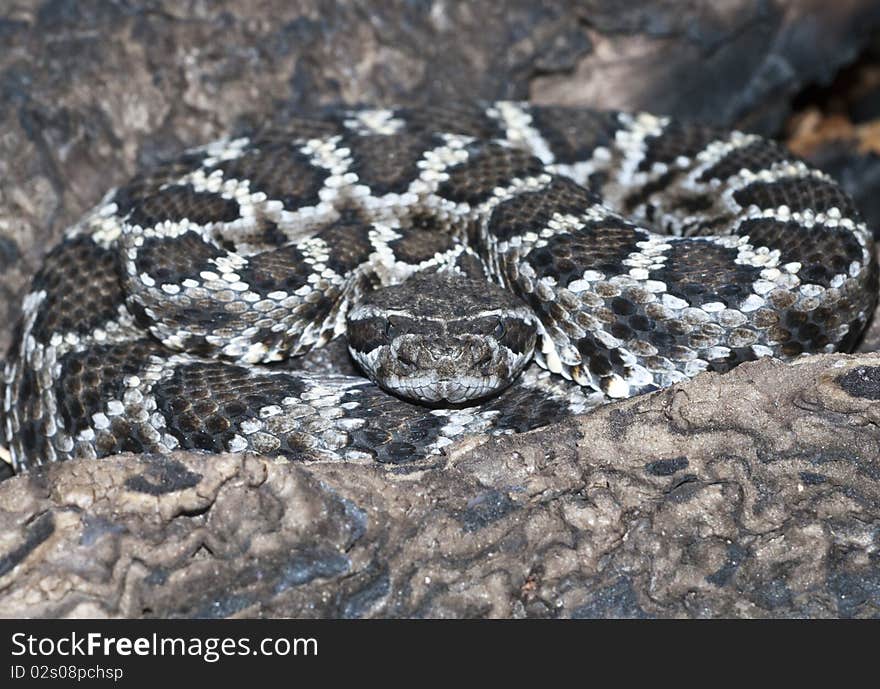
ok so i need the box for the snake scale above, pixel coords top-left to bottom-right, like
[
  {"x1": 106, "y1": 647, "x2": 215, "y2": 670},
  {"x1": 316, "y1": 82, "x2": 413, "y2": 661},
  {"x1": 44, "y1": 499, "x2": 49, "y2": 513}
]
[{"x1": 3, "y1": 102, "x2": 877, "y2": 471}]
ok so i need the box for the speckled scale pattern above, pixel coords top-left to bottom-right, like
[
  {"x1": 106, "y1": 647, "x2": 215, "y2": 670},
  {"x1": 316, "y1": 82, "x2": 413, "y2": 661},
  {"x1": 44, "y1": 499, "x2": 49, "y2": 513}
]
[
  {"x1": 394, "y1": 103, "x2": 504, "y2": 140},
  {"x1": 486, "y1": 177, "x2": 600, "y2": 243},
  {"x1": 639, "y1": 120, "x2": 727, "y2": 170},
  {"x1": 134, "y1": 230, "x2": 227, "y2": 287},
  {"x1": 527, "y1": 107, "x2": 619, "y2": 165},
  {"x1": 734, "y1": 176, "x2": 859, "y2": 217},
  {"x1": 436, "y1": 141, "x2": 546, "y2": 205},
  {"x1": 734, "y1": 218, "x2": 864, "y2": 288},
  {"x1": 152, "y1": 362, "x2": 308, "y2": 453},
  {"x1": 29, "y1": 236, "x2": 127, "y2": 343},
  {"x1": 345, "y1": 132, "x2": 442, "y2": 196},
  {"x1": 126, "y1": 185, "x2": 242, "y2": 228},
  {"x1": 210, "y1": 143, "x2": 330, "y2": 211},
  {"x1": 55, "y1": 339, "x2": 166, "y2": 437},
  {"x1": 697, "y1": 139, "x2": 791, "y2": 183},
  {"x1": 3, "y1": 101, "x2": 877, "y2": 471}
]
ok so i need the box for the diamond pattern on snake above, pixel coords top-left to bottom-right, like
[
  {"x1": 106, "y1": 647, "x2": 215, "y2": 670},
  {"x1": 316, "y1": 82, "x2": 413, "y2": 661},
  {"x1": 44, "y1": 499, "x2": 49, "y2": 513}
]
[{"x1": 3, "y1": 102, "x2": 877, "y2": 470}]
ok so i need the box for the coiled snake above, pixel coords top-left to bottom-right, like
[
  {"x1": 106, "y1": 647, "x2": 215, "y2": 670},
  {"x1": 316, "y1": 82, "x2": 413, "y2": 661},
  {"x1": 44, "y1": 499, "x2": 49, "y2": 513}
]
[{"x1": 3, "y1": 102, "x2": 877, "y2": 470}]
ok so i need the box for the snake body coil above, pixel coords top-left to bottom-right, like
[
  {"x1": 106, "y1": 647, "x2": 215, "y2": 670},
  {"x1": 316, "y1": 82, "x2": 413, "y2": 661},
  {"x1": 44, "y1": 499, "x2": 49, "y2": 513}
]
[{"x1": 3, "y1": 102, "x2": 877, "y2": 470}]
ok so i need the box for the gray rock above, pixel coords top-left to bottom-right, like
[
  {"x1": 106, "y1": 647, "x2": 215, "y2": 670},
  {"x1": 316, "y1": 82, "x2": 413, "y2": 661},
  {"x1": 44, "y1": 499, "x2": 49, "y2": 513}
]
[{"x1": 1, "y1": 354, "x2": 879, "y2": 618}]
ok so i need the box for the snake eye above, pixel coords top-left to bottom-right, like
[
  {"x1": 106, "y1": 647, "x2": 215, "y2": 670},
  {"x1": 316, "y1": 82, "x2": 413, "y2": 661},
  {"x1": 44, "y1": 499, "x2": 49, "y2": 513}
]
[
  {"x1": 493, "y1": 318, "x2": 505, "y2": 339},
  {"x1": 385, "y1": 318, "x2": 399, "y2": 340}
]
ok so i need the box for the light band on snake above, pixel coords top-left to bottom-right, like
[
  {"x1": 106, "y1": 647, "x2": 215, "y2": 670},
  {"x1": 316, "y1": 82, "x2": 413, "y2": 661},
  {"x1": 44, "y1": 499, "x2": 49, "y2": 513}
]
[{"x1": 3, "y1": 102, "x2": 877, "y2": 471}]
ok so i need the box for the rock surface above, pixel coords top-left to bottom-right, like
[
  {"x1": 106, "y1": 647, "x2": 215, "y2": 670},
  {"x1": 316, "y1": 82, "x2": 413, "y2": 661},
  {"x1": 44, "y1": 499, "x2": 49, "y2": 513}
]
[
  {"x1": 1, "y1": 0, "x2": 880, "y2": 618},
  {"x1": 2, "y1": 353, "x2": 879, "y2": 618}
]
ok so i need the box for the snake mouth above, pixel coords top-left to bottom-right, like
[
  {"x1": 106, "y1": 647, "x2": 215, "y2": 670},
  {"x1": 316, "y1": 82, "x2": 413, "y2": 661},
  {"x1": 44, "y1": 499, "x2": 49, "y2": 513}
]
[
  {"x1": 377, "y1": 373, "x2": 512, "y2": 404},
  {"x1": 349, "y1": 344, "x2": 526, "y2": 404},
  {"x1": 349, "y1": 333, "x2": 534, "y2": 404}
]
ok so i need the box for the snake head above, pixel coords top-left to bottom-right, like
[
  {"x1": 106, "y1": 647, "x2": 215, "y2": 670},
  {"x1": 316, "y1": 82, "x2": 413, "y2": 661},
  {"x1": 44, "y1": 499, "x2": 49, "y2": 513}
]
[{"x1": 346, "y1": 272, "x2": 537, "y2": 404}]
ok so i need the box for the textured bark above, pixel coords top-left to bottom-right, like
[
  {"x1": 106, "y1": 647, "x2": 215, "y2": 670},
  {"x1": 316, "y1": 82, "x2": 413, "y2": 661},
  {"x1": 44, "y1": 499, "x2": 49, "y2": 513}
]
[
  {"x1": 1, "y1": 0, "x2": 880, "y2": 618},
  {"x1": 1, "y1": 353, "x2": 879, "y2": 618}
]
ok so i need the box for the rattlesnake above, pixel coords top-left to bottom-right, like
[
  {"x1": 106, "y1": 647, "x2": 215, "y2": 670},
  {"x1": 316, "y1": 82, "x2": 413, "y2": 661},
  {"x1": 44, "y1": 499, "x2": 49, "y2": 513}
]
[{"x1": 3, "y1": 102, "x2": 876, "y2": 471}]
